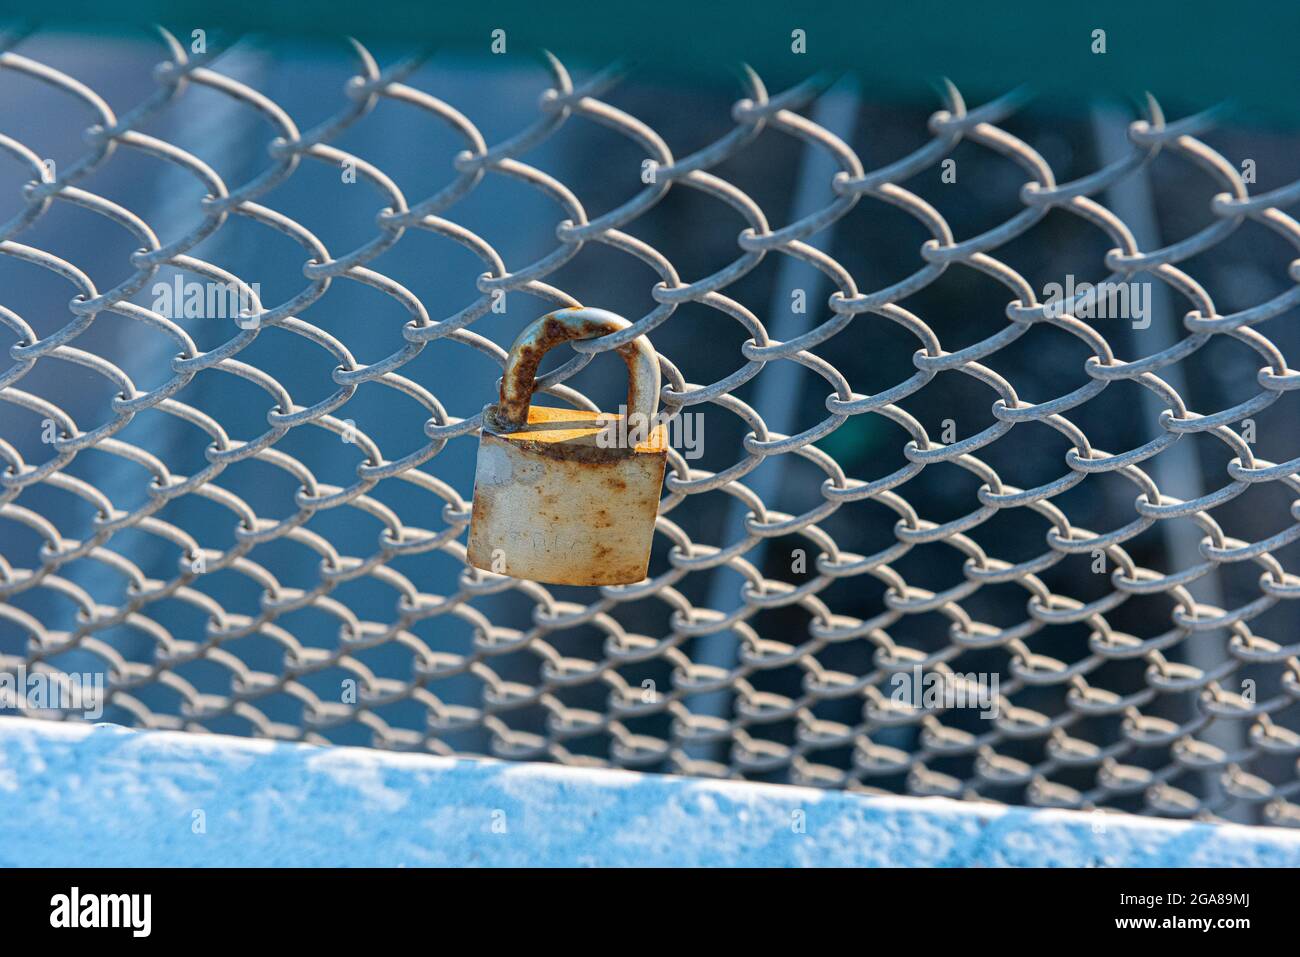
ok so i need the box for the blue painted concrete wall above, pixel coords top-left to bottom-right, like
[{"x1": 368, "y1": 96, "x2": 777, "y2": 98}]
[{"x1": 2, "y1": 717, "x2": 1298, "y2": 867}]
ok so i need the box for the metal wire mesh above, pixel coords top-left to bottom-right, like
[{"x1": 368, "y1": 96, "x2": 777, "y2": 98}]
[{"x1": 2, "y1": 26, "x2": 1298, "y2": 826}]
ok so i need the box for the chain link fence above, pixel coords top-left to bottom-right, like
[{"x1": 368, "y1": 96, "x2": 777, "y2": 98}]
[{"x1": 2, "y1": 25, "x2": 1298, "y2": 826}]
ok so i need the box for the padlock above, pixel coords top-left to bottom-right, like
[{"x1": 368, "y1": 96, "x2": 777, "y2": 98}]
[{"x1": 466, "y1": 307, "x2": 668, "y2": 586}]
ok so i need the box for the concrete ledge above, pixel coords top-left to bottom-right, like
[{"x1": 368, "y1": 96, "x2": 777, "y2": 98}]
[{"x1": 1, "y1": 717, "x2": 1298, "y2": 867}]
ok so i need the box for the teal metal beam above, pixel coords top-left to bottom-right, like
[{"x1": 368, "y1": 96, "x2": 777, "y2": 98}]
[{"x1": 2, "y1": 1, "x2": 1297, "y2": 126}]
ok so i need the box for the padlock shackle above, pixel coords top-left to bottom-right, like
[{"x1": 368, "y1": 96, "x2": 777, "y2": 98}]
[{"x1": 495, "y1": 307, "x2": 661, "y2": 429}]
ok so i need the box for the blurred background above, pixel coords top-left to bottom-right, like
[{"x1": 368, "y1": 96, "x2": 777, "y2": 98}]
[{"x1": 1, "y1": 24, "x2": 1297, "y2": 822}]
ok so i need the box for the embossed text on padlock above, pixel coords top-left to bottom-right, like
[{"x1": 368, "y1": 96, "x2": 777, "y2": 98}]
[{"x1": 466, "y1": 307, "x2": 668, "y2": 586}]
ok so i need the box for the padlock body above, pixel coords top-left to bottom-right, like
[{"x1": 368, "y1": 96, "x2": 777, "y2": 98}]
[{"x1": 467, "y1": 406, "x2": 667, "y2": 585}]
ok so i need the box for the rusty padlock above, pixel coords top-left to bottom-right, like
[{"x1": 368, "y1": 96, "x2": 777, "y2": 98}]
[{"x1": 466, "y1": 307, "x2": 668, "y2": 586}]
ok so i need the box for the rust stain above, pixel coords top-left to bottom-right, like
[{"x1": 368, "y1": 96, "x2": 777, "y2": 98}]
[
  {"x1": 465, "y1": 483, "x2": 493, "y2": 569},
  {"x1": 498, "y1": 312, "x2": 625, "y2": 428},
  {"x1": 467, "y1": 389, "x2": 668, "y2": 586},
  {"x1": 484, "y1": 405, "x2": 647, "y2": 465},
  {"x1": 496, "y1": 308, "x2": 658, "y2": 434}
]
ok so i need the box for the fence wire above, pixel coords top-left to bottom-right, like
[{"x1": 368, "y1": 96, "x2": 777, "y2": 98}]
[{"x1": 2, "y1": 26, "x2": 1299, "y2": 826}]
